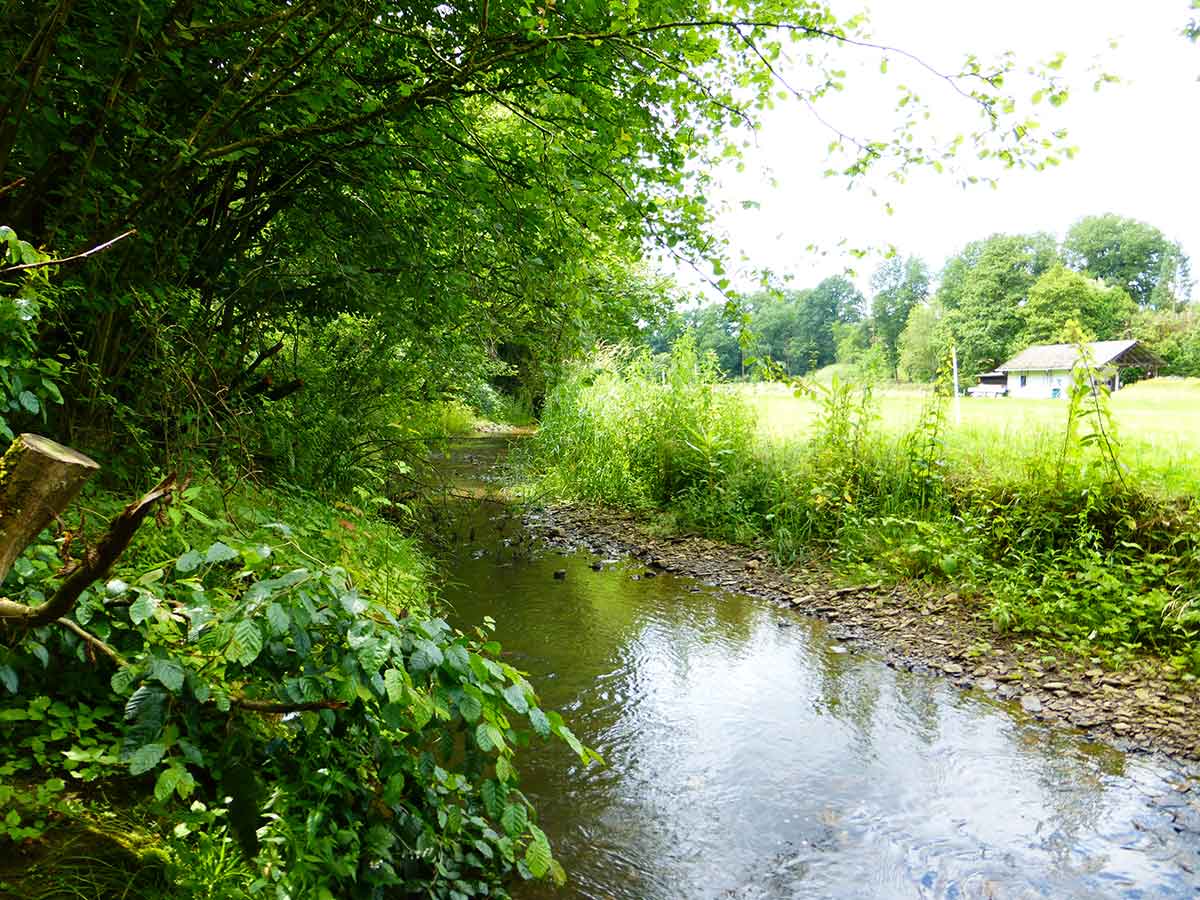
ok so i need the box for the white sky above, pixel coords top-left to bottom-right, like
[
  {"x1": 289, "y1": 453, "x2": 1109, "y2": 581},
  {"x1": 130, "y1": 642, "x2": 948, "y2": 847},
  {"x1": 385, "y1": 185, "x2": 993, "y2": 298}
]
[{"x1": 681, "y1": 0, "x2": 1200, "y2": 299}]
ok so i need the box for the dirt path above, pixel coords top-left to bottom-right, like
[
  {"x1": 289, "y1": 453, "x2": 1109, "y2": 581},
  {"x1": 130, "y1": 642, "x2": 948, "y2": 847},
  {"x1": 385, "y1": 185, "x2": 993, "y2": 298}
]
[{"x1": 529, "y1": 502, "x2": 1200, "y2": 773}]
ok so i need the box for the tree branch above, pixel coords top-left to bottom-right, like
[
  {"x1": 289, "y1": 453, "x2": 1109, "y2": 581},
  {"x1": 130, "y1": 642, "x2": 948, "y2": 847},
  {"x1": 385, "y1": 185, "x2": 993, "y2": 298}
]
[
  {"x1": 0, "y1": 474, "x2": 176, "y2": 625},
  {"x1": 0, "y1": 229, "x2": 137, "y2": 275}
]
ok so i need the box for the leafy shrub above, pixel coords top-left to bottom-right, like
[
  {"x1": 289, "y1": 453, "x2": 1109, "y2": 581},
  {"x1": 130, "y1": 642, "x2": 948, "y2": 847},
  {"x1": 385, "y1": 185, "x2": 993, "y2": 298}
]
[
  {"x1": 0, "y1": 227, "x2": 67, "y2": 447},
  {"x1": 1, "y1": 476, "x2": 591, "y2": 898}
]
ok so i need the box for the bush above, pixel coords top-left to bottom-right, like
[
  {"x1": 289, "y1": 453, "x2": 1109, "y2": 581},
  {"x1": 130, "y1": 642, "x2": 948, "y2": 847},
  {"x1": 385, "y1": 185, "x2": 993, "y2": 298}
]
[{"x1": 0, "y1": 474, "x2": 591, "y2": 898}]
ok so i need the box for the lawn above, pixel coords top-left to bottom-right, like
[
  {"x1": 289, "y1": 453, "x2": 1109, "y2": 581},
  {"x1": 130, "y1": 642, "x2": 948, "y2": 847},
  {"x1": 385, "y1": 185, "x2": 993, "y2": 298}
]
[{"x1": 736, "y1": 376, "x2": 1200, "y2": 498}]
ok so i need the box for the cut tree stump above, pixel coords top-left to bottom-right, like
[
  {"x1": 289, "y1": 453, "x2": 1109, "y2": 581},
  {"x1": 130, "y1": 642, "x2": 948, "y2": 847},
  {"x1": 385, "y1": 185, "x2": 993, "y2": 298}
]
[{"x1": 0, "y1": 434, "x2": 100, "y2": 584}]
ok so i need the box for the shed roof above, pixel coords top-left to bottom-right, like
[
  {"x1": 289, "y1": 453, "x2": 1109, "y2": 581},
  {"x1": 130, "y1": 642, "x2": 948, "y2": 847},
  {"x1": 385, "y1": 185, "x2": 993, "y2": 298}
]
[{"x1": 998, "y1": 340, "x2": 1162, "y2": 372}]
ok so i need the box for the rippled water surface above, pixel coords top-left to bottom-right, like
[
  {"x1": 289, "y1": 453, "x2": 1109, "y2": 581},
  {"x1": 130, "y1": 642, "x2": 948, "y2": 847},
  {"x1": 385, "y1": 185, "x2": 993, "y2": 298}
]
[{"x1": 437, "y1": 438, "x2": 1200, "y2": 899}]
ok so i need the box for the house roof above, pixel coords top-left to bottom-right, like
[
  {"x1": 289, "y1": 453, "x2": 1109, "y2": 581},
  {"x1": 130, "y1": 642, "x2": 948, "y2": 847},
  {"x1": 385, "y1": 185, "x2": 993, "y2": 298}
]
[{"x1": 998, "y1": 340, "x2": 1163, "y2": 372}]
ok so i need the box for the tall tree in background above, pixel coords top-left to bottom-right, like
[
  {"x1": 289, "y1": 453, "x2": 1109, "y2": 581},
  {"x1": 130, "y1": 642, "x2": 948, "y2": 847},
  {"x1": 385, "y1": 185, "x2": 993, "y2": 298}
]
[
  {"x1": 1016, "y1": 264, "x2": 1135, "y2": 346},
  {"x1": 869, "y1": 256, "x2": 931, "y2": 376},
  {"x1": 938, "y1": 232, "x2": 1058, "y2": 379},
  {"x1": 646, "y1": 305, "x2": 742, "y2": 377},
  {"x1": 746, "y1": 289, "x2": 807, "y2": 375},
  {"x1": 1062, "y1": 214, "x2": 1191, "y2": 310},
  {"x1": 790, "y1": 276, "x2": 865, "y2": 373},
  {"x1": 897, "y1": 300, "x2": 946, "y2": 382}
]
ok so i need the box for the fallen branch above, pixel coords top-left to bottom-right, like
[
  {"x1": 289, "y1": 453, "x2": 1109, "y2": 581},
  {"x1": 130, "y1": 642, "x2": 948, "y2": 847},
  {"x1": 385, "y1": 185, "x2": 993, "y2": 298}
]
[
  {"x1": 231, "y1": 697, "x2": 349, "y2": 713},
  {"x1": 0, "y1": 474, "x2": 177, "y2": 625},
  {"x1": 230, "y1": 340, "x2": 285, "y2": 389},
  {"x1": 0, "y1": 177, "x2": 26, "y2": 199}
]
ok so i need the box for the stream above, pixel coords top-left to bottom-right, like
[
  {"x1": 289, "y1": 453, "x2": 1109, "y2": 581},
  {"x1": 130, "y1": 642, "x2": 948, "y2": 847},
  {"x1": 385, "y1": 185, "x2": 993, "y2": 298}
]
[{"x1": 433, "y1": 436, "x2": 1200, "y2": 899}]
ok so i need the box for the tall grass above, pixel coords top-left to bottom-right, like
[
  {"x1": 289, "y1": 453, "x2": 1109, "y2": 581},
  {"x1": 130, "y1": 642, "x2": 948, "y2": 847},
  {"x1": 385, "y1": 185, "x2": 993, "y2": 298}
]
[
  {"x1": 525, "y1": 342, "x2": 1200, "y2": 669},
  {"x1": 525, "y1": 338, "x2": 755, "y2": 510}
]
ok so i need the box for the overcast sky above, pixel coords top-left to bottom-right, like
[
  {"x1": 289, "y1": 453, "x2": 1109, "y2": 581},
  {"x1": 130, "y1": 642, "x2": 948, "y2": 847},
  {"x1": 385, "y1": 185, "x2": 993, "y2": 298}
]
[{"x1": 681, "y1": 0, "x2": 1200, "y2": 298}]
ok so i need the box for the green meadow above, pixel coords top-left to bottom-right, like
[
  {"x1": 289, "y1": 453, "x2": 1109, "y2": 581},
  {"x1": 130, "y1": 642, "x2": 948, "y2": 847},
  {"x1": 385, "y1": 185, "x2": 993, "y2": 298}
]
[{"x1": 739, "y1": 376, "x2": 1200, "y2": 498}]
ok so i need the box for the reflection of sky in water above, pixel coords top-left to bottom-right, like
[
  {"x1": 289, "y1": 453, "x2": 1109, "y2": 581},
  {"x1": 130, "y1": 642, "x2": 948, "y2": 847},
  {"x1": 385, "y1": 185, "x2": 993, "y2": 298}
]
[{"x1": 437, "y1": 462, "x2": 1199, "y2": 898}]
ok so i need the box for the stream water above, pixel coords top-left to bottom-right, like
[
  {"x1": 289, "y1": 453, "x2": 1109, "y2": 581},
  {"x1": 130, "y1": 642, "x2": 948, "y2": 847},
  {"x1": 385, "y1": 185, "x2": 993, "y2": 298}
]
[{"x1": 434, "y1": 436, "x2": 1200, "y2": 899}]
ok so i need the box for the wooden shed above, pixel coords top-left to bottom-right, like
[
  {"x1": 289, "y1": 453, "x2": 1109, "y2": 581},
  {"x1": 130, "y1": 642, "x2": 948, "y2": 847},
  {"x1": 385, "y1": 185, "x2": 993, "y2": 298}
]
[{"x1": 996, "y1": 340, "x2": 1162, "y2": 399}]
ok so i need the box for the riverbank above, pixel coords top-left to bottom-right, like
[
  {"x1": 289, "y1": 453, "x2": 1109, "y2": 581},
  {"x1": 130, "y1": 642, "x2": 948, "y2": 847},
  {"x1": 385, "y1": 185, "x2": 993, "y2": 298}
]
[{"x1": 528, "y1": 501, "x2": 1200, "y2": 771}]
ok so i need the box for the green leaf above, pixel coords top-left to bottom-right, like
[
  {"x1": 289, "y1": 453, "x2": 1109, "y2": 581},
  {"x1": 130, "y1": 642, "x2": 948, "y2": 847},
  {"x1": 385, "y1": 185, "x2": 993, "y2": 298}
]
[
  {"x1": 495, "y1": 755, "x2": 515, "y2": 784},
  {"x1": 204, "y1": 542, "x2": 239, "y2": 564},
  {"x1": 409, "y1": 639, "x2": 444, "y2": 672},
  {"x1": 528, "y1": 707, "x2": 550, "y2": 737},
  {"x1": 266, "y1": 602, "x2": 291, "y2": 636},
  {"x1": 129, "y1": 743, "x2": 166, "y2": 776},
  {"x1": 150, "y1": 658, "x2": 185, "y2": 692},
  {"x1": 383, "y1": 668, "x2": 405, "y2": 703},
  {"x1": 175, "y1": 549, "x2": 203, "y2": 574},
  {"x1": 154, "y1": 766, "x2": 181, "y2": 801},
  {"x1": 0, "y1": 665, "x2": 15, "y2": 694},
  {"x1": 481, "y1": 779, "x2": 505, "y2": 819},
  {"x1": 443, "y1": 644, "x2": 471, "y2": 674},
  {"x1": 110, "y1": 667, "x2": 138, "y2": 695},
  {"x1": 124, "y1": 684, "x2": 164, "y2": 722},
  {"x1": 18, "y1": 391, "x2": 39, "y2": 414},
  {"x1": 502, "y1": 683, "x2": 529, "y2": 715},
  {"x1": 524, "y1": 825, "x2": 552, "y2": 878},
  {"x1": 231, "y1": 620, "x2": 263, "y2": 666},
  {"x1": 129, "y1": 592, "x2": 159, "y2": 625},
  {"x1": 457, "y1": 693, "x2": 482, "y2": 723},
  {"x1": 500, "y1": 802, "x2": 527, "y2": 837},
  {"x1": 474, "y1": 722, "x2": 505, "y2": 753}
]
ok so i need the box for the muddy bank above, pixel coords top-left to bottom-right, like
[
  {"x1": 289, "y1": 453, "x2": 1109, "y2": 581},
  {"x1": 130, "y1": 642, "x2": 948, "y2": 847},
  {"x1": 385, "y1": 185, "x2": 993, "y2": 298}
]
[{"x1": 528, "y1": 502, "x2": 1200, "y2": 772}]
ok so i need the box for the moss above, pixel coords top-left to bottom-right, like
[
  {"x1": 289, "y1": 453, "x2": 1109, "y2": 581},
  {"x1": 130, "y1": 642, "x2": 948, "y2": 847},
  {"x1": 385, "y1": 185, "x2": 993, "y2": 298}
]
[{"x1": 0, "y1": 813, "x2": 171, "y2": 900}]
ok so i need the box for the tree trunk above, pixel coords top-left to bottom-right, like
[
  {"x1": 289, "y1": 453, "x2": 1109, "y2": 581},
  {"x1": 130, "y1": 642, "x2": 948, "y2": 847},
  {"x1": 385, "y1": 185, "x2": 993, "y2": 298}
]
[{"x1": 0, "y1": 433, "x2": 100, "y2": 584}]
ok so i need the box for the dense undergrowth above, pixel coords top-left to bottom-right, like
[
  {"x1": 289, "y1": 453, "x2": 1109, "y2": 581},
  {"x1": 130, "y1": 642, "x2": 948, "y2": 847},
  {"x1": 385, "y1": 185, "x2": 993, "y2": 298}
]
[
  {"x1": 523, "y1": 337, "x2": 1200, "y2": 672},
  {"x1": 4, "y1": 203, "x2": 587, "y2": 899},
  {"x1": 1, "y1": 475, "x2": 590, "y2": 899}
]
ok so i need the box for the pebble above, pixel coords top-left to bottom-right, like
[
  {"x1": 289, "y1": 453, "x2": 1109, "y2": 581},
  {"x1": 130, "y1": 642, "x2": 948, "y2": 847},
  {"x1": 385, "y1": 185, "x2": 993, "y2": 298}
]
[{"x1": 532, "y1": 504, "x2": 1200, "y2": 764}]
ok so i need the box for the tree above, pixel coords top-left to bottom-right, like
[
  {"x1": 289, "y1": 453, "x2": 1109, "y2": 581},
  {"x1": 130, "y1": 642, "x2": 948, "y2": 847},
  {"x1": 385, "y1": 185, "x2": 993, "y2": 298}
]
[
  {"x1": 0, "y1": 0, "x2": 1078, "y2": 460},
  {"x1": 869, "y1": 256, "x2": 931, "y2": 376},
  {"x1": 1130, "y1": 306, "x2": 1200, "y2": 376},
  {"x1": 1062, "y1": 214, "x2": 1191, "y2": 310},
  {"x1": 744, "y1": 289, "x2": 804, "y2": 374},
  {"x1": 938, "y1": 232, "x2": 1058, "y2": 379},
  {"x1": 897, "y1": 301, "x2": 947, "y2": 383},
  {"x1": 788, "y1": 277, "x2": 865, "y2": 374},
  {"x1": 1016, "y1": 264, "x2": 1135, "y2": 347},
  {"x1": 689, "y1": 305, "x2": 745, "y2": 377}
]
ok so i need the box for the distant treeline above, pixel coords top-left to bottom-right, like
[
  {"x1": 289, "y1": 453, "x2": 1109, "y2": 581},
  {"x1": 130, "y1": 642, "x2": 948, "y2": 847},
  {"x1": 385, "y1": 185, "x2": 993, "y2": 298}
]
[{"x1": 647, "y1": 213, "x2": 1194, "y2": 383}]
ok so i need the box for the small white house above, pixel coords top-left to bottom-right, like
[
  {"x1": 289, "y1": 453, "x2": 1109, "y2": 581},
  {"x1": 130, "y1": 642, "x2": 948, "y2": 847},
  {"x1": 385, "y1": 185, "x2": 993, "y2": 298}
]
[{"x1": 996, "y1": 339, "x2": 1162, "y2": 400}]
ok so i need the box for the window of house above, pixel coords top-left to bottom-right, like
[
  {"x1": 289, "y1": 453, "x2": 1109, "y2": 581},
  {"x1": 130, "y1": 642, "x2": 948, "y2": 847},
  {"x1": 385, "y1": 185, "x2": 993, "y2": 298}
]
[{"x1": 1019, "y1": 374, "x2": 1027, "y2": 387}]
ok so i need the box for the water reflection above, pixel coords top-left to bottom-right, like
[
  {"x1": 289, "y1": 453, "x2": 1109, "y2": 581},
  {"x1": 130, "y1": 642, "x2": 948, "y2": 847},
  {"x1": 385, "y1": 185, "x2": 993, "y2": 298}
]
[{"x1": 437, "y1": 439, "x2": 1199, "y2": 899}]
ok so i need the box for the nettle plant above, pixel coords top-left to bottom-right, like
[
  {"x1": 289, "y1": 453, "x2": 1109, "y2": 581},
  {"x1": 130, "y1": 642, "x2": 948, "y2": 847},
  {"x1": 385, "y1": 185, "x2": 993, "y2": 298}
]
[{"x1": 0, "y1": 453, "x2": 594, "y2": 898}]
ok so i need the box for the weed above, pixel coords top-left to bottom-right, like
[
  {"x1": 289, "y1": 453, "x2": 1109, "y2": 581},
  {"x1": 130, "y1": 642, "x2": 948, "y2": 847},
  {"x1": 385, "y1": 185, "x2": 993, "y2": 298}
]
[{"x1": 527, "y1": 341, "x2": 1200, "y2": 667}]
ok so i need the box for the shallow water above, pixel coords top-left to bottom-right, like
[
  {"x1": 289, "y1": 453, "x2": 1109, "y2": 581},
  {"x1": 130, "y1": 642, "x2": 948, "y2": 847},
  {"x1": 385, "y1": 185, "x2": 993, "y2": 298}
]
[{"x1": 436, "y1": 437, "x2": 1200, "y2": 899}]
